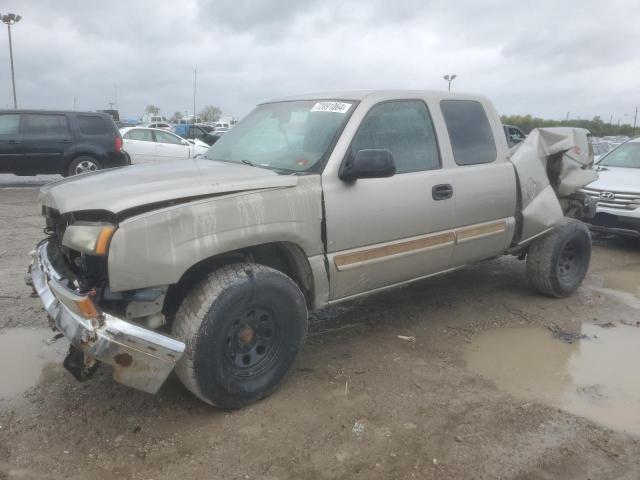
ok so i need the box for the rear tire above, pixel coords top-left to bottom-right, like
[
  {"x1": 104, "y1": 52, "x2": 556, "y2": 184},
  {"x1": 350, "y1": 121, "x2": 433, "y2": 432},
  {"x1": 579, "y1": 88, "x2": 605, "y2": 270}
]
[
  {"x1": 172, "y1": 263, "x2": 308, "y2": 409},
  {"x1": 67, "y1": 156, "x2": 101, "y2": 176},
  {"x1": 526, "y1": 220, "x2": 592, "y2": 297}
]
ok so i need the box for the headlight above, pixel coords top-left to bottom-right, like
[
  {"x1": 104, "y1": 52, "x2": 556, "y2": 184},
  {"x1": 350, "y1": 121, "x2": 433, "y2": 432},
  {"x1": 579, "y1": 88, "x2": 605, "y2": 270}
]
[{"x1": 62, "y1": 223, "x2": 116, "y2": 255}]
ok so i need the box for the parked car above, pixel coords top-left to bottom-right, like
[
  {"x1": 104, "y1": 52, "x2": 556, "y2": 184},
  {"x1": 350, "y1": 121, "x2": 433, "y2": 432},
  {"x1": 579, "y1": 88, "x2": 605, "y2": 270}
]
[
  {"x1": 581, "y1": 137, "x2": 640, "y2": 237},
  {"x1": 29, "y1": 90, "x2": 596, "y2": 409},
  {"x1": 121, "y1": 127, "x2": 207, "y2": 163},
  {"x1": 172, "y1": 123, "x2": 216, "y2": 145},
  {"x1": 0, "y1": 110, "x2": 126, "y2": 176},
  {"x1": 503, "y1": 124, "x2": 526, "y2": 148}
]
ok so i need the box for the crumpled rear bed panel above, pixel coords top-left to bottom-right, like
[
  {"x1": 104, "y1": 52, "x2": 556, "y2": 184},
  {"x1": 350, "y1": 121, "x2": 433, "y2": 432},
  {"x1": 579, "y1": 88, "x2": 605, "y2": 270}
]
[{"x1": 508, "y1": 127, "x2": 598, "y2": 243}]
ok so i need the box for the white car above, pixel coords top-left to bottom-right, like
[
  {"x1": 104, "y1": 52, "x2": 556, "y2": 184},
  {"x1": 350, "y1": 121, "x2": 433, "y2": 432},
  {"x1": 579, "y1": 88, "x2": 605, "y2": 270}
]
[
  {"x1": 120, "y1": 127, "x2": 208, "y2": 164},
  {"x1": 582, "y1": 137, "x2": 640, "y2": 238}
]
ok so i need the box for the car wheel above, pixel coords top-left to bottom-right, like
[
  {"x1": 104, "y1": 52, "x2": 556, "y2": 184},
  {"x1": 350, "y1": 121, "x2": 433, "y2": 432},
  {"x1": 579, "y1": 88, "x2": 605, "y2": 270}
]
[
  {"x1": 67, "y1": 156, "x2": 101, "y2": 176},
  {"x1": 172, "y1": 262, "x2": 308, "y2": 409},
  {"x1": 526, "y1": 220, "x2": 592, "y2": 298}
]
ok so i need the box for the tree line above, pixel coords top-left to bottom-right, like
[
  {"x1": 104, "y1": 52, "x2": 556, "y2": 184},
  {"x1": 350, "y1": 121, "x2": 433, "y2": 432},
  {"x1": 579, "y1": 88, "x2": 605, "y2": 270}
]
[
  {"x1": 501, "y1": 114, "x2": 637, "y2": 138},
  {"x1": 144, "y1": 104, "x2": 222, "y2": 123}
]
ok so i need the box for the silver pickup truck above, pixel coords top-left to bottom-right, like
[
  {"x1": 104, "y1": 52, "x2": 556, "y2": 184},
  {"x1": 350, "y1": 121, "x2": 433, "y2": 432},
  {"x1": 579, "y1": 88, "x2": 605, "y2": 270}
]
[{"x1": 28, "y1": 90, "x2": 597, "y2": 408}]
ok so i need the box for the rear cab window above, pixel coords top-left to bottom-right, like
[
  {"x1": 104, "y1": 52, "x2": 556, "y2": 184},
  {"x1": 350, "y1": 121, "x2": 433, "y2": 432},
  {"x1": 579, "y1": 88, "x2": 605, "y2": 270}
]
[
  {"x1": 440, "y1": 100, "x2": 497, "y2": 165},
  {"x1": 76, "y1": 115, "x2": 109, "y2": 135}
]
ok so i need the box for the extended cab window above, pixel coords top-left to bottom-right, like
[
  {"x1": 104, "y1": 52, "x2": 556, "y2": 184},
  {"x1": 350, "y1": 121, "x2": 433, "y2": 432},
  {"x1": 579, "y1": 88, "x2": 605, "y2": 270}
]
[
  {"x1": 350, "y1": 100, "x2": 440, "y2": 173},
  {"x1": 441, "y1": 100, "x2": 497, "y2": 165},
  {"x1": 23, "y1": 114, "x2": 69, "y2": 136},
  {"x1": 77, "y1": 115, "x2": 108, "y2": 135}
]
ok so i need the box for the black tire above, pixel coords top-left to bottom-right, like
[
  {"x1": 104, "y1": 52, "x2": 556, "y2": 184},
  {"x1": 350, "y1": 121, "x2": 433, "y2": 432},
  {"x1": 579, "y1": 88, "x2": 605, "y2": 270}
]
[
  {"x1": 172, "y1": 263, "x2": 308, "y2": 409},
  {"x1": 67, "y1": 156, "x2": 101, "y2": 176},
  {"x1": 526, "y1": 220, "x2": 592, "y2": 298}
]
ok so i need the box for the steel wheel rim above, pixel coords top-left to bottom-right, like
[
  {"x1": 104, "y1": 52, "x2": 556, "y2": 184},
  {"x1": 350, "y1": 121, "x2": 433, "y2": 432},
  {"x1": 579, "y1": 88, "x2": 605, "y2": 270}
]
[
  {"x1": 75, "y1": 160, "x2": 98, "y2": 175},
  {"x1": 558, "y1": 240, "x2": 581, "y2": 283},
  {"x1": 224, "y1": 306, "x2": 281, "y2": 377}
]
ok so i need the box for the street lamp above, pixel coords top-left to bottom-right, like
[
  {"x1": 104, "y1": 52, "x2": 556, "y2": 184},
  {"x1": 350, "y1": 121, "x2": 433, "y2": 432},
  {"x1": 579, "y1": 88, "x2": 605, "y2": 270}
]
[
  {"x1": 623, "y1": 107, "x2": 638, "y2": 137},
  {"x1": 1, "y1": 12, "x2": 21, "y2": 109},
  {"x1": 443, "y1": 74, "x2": 457, "y2": 92}
]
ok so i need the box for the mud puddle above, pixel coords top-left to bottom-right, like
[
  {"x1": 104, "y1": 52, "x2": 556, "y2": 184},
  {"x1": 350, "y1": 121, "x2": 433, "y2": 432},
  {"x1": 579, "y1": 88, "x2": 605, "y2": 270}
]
[
  {"x1": 603, "y1": 264, "x2": 640, "y2": 297},
  {"x1": 0, "y1": 327, "x2": 67, "y2": 400},
  {"x1": 466, "y1": 323, "x2": 640, "y2": 435}
]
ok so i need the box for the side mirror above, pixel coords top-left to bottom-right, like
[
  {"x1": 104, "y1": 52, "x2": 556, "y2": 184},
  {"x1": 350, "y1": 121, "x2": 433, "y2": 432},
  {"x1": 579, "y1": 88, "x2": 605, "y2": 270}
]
[{"x1": 339, "y1": 149, "x2": 396, "y2": 182}]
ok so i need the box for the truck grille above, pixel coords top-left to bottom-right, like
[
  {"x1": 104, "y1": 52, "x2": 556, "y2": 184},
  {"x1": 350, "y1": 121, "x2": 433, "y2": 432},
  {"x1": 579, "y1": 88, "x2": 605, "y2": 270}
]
[{"x1": 580, "y1": 187, "x2": 640, "y2": 210}]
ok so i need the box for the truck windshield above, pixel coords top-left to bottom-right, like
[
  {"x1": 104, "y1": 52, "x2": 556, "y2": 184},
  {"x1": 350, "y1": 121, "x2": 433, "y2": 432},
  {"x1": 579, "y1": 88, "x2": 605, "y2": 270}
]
[
  {"x1": 598, "y1": 142, "x2": 640, "y2": 168},
  {"x1": 204, "y1": 100, "x2": 354, "y2": 172}
]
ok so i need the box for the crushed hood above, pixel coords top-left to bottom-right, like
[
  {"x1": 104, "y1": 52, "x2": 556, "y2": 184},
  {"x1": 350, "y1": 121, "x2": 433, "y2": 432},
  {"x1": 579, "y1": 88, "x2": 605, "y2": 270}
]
[
  {"x1": 39, "y1": 159, "x2": 298, "y2": 215},
  {"x1": 508, "y1": 127, "x2": 598, "y2": 242}
]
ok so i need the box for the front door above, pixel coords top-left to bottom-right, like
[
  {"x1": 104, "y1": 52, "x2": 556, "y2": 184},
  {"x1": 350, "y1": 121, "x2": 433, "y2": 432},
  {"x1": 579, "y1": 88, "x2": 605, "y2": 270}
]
[
  {"x1": 0, "y1": 113, "x2": 23, "y2": 173},
  {"x1": 21, "y1": 113, "x2": 71, "y2": 174},
  {"x1": 153, "y1": 130, "x2": 191, "y2": 161},
  {"x1": 323, "y1": 100, "x2": 455, "y2": 301}
]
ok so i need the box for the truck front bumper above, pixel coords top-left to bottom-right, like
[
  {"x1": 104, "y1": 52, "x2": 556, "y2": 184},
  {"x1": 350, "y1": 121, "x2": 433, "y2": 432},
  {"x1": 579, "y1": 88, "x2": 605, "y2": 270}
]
[{"x1": 28, "y1": 242, "x2": 185, "y2": 394}]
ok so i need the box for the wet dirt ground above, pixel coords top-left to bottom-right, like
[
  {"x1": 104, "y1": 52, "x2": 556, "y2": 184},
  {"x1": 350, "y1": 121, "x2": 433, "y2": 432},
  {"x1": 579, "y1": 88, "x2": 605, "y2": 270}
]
[{"x1": 1, "y1": 177, "x2": 640, "y2": 479}]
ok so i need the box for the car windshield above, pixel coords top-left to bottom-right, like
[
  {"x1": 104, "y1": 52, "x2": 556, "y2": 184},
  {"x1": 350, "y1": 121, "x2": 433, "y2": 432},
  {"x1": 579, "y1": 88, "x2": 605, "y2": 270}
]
[
  {"x1": 598, "y1": 142, "x2": 640, "y2": 168},
  {"x1": 204, "y1": 100, "x2": 354, "y2": 172}
]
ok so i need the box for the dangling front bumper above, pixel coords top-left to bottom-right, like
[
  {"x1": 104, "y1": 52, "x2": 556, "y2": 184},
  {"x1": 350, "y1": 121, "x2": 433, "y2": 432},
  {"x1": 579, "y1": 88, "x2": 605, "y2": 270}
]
[{"x1": 28, "y1": 241, "x2": 185, "y2": 394}]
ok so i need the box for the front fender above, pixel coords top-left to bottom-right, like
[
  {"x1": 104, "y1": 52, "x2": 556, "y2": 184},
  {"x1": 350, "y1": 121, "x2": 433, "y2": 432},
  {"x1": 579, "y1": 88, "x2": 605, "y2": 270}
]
[{"x1": 107, "y1": 176, "x2": 323, "y2": 291}]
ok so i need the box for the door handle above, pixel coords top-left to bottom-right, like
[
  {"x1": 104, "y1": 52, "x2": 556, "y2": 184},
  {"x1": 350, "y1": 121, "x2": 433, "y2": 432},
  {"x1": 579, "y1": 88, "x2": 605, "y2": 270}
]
[
  {"x1": 7, "y1": 139, "x2": 20, "y2": 144},
  {"x1": 59, "y1": 139, "x2": 72, "y2": 143},
  {"x1": 432, "y1": 184, "x2": 453, "y2": 200}
]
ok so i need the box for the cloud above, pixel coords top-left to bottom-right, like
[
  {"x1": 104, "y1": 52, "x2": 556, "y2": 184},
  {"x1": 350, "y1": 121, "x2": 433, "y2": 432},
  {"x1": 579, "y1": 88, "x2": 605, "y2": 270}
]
[{"x1": 0, "y1": 0, "x2": 638, "y2": 123}]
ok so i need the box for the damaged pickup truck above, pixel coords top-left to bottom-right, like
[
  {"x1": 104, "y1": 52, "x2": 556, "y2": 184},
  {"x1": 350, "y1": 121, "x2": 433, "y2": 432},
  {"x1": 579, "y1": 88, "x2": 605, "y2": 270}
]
[{"x1": 28, "y1": 91, "x2": 598, "y2": 408}]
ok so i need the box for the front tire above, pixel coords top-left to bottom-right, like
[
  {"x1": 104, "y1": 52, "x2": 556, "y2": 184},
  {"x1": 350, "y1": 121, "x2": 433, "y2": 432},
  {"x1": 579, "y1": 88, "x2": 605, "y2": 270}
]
[
  {"x1": 172, "y1": 263, "x2": 308, "y2": 409},
  {"x1": 526, "y1": 220, "x2": 592, "y2": 297},
  {"x1": 67, "y1": 156, "x2": 101, "y2": 176}
]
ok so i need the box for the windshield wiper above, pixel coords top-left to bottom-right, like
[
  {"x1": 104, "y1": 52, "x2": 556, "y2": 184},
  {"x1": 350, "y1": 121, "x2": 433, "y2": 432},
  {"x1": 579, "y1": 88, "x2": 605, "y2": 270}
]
[{"x1": 241, "y1": 159, "x2": 256, "y2": 167}]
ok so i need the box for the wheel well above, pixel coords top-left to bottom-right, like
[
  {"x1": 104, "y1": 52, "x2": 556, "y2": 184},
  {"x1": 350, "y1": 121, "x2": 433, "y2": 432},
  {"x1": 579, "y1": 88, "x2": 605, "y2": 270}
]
[{"x1": 163, "y1": 242, "x2": 315, "y2": 323}]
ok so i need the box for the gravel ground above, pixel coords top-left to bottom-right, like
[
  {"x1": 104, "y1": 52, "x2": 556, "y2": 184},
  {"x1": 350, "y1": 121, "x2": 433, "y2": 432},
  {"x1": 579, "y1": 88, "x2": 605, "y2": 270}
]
[{"x1": 1, "y1": 177, "x2": 640, "y2": 479}]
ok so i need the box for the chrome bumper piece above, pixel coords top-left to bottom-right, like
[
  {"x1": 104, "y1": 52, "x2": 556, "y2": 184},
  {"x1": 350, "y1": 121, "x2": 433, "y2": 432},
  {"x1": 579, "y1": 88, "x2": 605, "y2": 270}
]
[{"x1": 29, "y1": 242, "x2": 185, "y2": 394}]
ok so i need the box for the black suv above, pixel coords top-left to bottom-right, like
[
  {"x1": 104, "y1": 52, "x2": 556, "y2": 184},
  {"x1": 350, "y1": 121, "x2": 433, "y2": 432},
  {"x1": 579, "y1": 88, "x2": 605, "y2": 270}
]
[{"x1": 0, "y1": 110, "x2": 127, "y2": 176}]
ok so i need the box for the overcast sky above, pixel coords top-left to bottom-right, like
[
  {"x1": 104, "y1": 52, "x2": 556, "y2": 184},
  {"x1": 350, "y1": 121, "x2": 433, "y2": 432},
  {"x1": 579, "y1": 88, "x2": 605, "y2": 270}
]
[{"x1": 1, "y1": 0, "x2": 638, "y2": 123}]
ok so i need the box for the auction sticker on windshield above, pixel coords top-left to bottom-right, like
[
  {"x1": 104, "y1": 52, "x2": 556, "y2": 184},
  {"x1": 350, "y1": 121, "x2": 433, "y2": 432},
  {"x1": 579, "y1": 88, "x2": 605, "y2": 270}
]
[{"x1": 311, "y1": 102, "x2": 352, "y2": 113}]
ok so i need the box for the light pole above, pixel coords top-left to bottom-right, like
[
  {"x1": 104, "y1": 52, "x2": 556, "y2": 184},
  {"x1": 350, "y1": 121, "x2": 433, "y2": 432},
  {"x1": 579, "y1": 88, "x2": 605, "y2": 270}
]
[
  {"x1": 443, "y1": 74, "x2": 457, "y2": 92},
  {"x1": 1, "y1": 13, "x2": 21, "y2": 109},
  {"x1": 623, "y1": 106, "x2": 638, "y2": 137}
]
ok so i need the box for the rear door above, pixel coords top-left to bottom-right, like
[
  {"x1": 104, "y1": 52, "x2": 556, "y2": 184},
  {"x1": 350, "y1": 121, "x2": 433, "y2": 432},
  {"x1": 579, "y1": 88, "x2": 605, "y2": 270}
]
[
  {"x1": 21, "y1": 113, "x2": 71, "y2": 173},
  {"x1": 323, "y1": 99, "x2": 455, "y2": 300},
  {"x1": 153, "y1": 130, "x2": 190, "y2": 161},
  {"x1": 0, "y1": 113, "x2": 22, "y2": 173},
  {"x1": 122, "y1": 129, "x2": 157, "y2": 163},
  {"x1": 439, "y1": 99, "x2": 516, "y2": 266}
]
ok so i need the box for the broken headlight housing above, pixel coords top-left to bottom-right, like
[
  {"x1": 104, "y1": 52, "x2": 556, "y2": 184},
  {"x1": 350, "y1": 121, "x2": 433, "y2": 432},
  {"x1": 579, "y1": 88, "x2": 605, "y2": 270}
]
[{"x1": 62, "y1": 222, "x2": 116, "y2": 256}]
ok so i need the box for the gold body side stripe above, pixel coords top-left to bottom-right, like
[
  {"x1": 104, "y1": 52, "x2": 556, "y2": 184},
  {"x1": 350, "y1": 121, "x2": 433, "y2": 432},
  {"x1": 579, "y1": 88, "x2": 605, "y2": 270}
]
[
  {"x1": 333, "y1": 219, "x2": 509, "y2": 271},
  {"x1": 456, "y1": 220, "x2": 506, "y2": 242},
  {"x1": 334, "y1": 232, "x2": 455, "y2": 270}
]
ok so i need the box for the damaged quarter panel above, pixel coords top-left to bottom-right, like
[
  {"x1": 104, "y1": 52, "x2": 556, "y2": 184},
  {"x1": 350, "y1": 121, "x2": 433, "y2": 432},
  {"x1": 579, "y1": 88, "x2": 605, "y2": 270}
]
[{"x1": 107, "y1": 175, "x2": 324, "y2": 292}]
